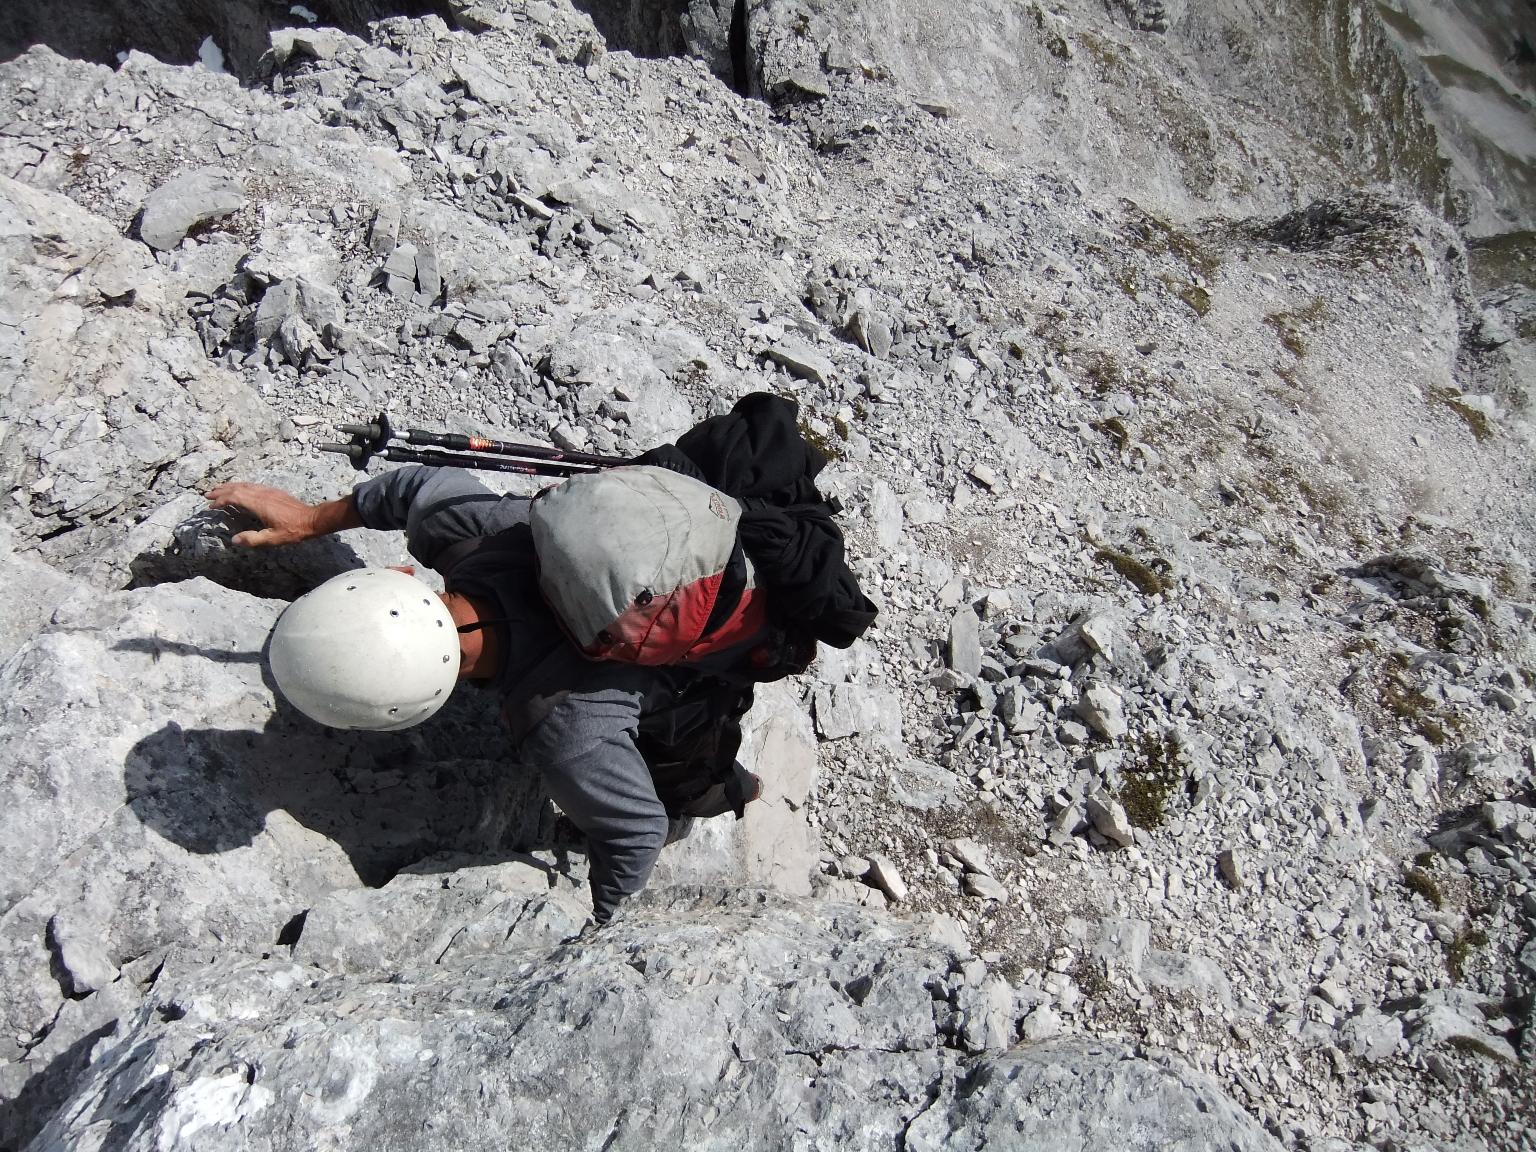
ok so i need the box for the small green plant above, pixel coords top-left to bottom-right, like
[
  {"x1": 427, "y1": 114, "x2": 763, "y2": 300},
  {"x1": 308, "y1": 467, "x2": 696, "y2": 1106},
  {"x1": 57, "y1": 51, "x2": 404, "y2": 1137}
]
[
  {"x1": 1118, "y1": 731, "x2": 1184, "y2": 829},
  {"x1": 1292, "y1": 298, "x2": 1327, "y2": 324},
  {"x1": 1447, "y1": 1034, "x2": 1509, "y2": 1062},
  {"x1": 1296, "y1": 476, "x2": 1344, "y2": 516},
  {"x1": 797, "y1": 417, "x2": 844, "y2": 460},
  {"x1": 1166, "y1": 278, "x2": 1211, "y2": 316},
  {"x1": 1379, "y1": 654, "x2": 1459, "y2": 746},
  {"x1": 1445, "y1": 926, "x2": 1488, "y2": 981},
  {"x1": 1403, "y1": 867, "x2": 1444, "y2": 909},
  {"x1": 1264, "y1": 299, "x2": 1327, "y2": 358},
  {"x1": 1264, "y1": 316, "x2": 1304, "y2": 356},
  {"x1": 1077, "y1": 31, "x2": 1124, "y2": 70},
  {"x1": 1121, "y1": 200, "x2": 1221, "y2": 279},
  {"x1": 1078, "y1": 350, "x2": 1125, "y2": 396},
  {"x1": 1096, "y1": 548, "x2": 1170, "y2": 597},
  {"x1": 1092, "y1": 417, "x2": 1130, "y2": 452},
  {"x1": 1340, "y1": 636, "x2": 1377, "y2": 659},
  {"x1": 1071, "y1": 954, "x2": 1112, "y2": 998}
]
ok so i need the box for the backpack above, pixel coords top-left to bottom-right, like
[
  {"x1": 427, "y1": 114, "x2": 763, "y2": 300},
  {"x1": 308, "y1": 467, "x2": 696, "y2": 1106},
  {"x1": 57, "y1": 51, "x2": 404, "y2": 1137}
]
[
  {"x1": 529, "y1": 465, "x2": 766, "y2": 666},
  {"x1": 435, "y1": 511, "x2": 815, "y2": 825},
  {"x1": 526, "y1": 459, "x2": 820, "y2": 819},
  {"x1": 634, "y1": 622, "x2": 820, "y2": 820},
  {"x1": 444, "y1": 392, "x2": 877, "y2": 823}
]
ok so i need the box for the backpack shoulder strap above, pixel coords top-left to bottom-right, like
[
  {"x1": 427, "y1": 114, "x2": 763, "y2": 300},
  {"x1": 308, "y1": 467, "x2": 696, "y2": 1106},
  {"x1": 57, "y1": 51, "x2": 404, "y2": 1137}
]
[{"x1": 432, "y1": 523, "x2": 528, "y2": 578}]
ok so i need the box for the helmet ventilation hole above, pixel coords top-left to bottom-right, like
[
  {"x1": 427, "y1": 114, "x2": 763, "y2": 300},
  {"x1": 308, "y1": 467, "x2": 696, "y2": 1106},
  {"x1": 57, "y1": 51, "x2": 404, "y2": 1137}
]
[
  {"x1": 389, "y1": 609, "x2": 400, "y2": 617},
  {"x1": 442, "y1": 654, "x2": 451, "y2": 663},
  {"x1": 388, "y1": 707, "x2": 399, "y2": 716},
  {"x1": 346, "y1": 585, "x2": 356, "y2": 591}
]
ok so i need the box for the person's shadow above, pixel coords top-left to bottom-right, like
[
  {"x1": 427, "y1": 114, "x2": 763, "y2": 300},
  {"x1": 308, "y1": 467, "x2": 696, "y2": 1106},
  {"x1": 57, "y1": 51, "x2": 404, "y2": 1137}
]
[
  {"x1": 119, "y1": 509, "x2": 571, "y2": 888},
  {"x1": 119, "y1": 654, "x2": 566, "y2": 887}
]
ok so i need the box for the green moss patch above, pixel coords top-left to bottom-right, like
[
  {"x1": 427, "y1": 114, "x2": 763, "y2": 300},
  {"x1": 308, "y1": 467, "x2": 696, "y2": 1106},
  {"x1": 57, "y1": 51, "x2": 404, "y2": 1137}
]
[
  {"x1": 1096, "y1": 548, "x2": 1171, "y2": 597},
  {"x1": 1403, "y1": 867, "x2": 1444, "y2": 909},
  {"x1": 1446, "y1": 926, "x2": 1488, "y2": 981},
  {"x1": 1122, "y1": 200, "x2": 1221, "y2": 280},
  {"x1": 1092, "y1": 417, "x2": 1130, "y2": 452},
  {"x1": 1429, "y1": 387, "x2": 1493, "y2": 442},
  {"x1": 1263, "y1": 299, "x2": 1327, "y2": 358},
  {"x1": 1079, "y1": 350, "x2": 1126, "y2": 396},
  {"x1": 1379, "y1": 654, "x2": 1460, "y2": 746},
  {"x1": 1170, "y1": 279, "x2": 1211, "y2": 316},
  {"x1": 798, "y1": 416, "x2": 845, "y2": 460},
  {"x1": 1448, "y1": 1034, "x2": 1510, "y2": 1062},
  {"x1": 1117, "y1": 732, "x2": 1185, "y2": 829}
]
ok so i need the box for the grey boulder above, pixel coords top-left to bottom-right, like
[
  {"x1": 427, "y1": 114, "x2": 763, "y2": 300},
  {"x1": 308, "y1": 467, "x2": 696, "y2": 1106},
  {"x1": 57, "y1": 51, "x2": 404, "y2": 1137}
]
[
  {"x1": 137, "y1": 168, "x2": 246, "y2": 251},
  {"x1": 903, "y1": 1038, "x2": 1281, "y2": 1152}
]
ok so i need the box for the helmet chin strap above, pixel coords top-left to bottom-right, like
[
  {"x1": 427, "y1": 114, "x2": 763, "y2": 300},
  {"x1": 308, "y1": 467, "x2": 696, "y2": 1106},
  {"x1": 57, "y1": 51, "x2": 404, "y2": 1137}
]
[{"x1": 455, "y1": 618, "x2": 506, "y2": 636}]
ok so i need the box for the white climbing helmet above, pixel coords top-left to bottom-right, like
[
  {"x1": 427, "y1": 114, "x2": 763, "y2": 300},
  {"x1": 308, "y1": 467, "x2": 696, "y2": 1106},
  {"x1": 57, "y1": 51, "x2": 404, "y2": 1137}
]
[{"x1": 267, "y1": 568, "x2": 460, "y2": 731}]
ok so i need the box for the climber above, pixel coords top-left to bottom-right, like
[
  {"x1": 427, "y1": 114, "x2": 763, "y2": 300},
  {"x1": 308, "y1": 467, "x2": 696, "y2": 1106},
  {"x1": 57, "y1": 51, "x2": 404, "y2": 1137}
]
[
  {"x1": 208, "y1": 469, "x2": 672, "y2": 926},
  {"x1": 206, "y1": 393, "x2": 876, "y2": 926}
]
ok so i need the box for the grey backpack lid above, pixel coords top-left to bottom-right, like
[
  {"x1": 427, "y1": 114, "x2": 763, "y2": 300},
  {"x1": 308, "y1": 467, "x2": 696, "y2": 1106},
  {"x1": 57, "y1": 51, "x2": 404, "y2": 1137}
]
[{"x1": 530, "y1": 465, "x2": 752, "y2": 663}]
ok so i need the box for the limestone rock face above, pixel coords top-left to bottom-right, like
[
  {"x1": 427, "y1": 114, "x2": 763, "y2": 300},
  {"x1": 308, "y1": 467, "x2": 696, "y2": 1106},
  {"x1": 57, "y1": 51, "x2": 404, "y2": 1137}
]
[
  {"x1": 0, "y1": 578, "x2": 542, "y2": 1145},
  {"x1": 0, "y1": 0, "x2": 421, "y2": 76},
  {"x1": 651, "y1": 680, "x2": 820, "y2": 895},
  {"x1": 903, "y1": 1038, "x2": 1281, "y2": 1152},
  {"x1": 0, "y1": 174, "x2": 277, "y2": 583},
  {"x1": 0, "y1": 528, "x2": 84, "y2": 665},
  {"x1": 0, "y1": 576, "x2": 829, "y2": 1148},
  {"x1": 24, "y1": 890, "x2": 1282, "y2": 1152}
]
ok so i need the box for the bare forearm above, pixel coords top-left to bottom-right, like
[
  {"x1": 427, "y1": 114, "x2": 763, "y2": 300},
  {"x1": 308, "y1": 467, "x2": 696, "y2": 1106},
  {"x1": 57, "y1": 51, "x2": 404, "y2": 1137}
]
[{"x1": 306, "y1": 494, "x2": 364, "y2": 537}]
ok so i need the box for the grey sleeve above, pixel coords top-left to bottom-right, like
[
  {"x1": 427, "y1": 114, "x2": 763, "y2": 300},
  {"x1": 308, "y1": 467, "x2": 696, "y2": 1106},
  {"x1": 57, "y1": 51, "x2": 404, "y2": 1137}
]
[
  {"x1": 351, "y1": 465, "x2": 528, "y2": 568},
  {"x1": 518, "y1": 678, "x2": 668, "y2": 924}
]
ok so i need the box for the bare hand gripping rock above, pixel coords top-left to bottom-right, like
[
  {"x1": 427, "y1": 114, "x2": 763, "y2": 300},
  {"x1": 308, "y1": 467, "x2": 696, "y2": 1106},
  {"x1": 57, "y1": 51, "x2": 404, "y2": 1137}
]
[{"x1": 206, "y1": 481, "x2": 364, "y2": 547}]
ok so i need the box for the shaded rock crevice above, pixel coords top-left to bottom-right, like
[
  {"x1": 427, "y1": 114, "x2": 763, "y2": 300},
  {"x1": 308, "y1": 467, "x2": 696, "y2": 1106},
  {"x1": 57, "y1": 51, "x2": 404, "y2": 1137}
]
[{"x1": 0, "y1": 1021, "x2": 116, "y2": 1152}]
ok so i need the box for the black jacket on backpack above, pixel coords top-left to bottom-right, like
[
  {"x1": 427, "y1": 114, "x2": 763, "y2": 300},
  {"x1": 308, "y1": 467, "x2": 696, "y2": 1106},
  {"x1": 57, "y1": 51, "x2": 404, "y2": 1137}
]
[{"x1": 637, "y1": 391, "x2": 878, "y2": 651}]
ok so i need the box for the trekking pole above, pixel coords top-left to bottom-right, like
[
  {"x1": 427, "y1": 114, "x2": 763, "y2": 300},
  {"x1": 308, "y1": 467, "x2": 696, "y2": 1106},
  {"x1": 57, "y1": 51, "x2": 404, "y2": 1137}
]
[{"x1": 318, "y1": 412, "x2": 628, "y2": 477}]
